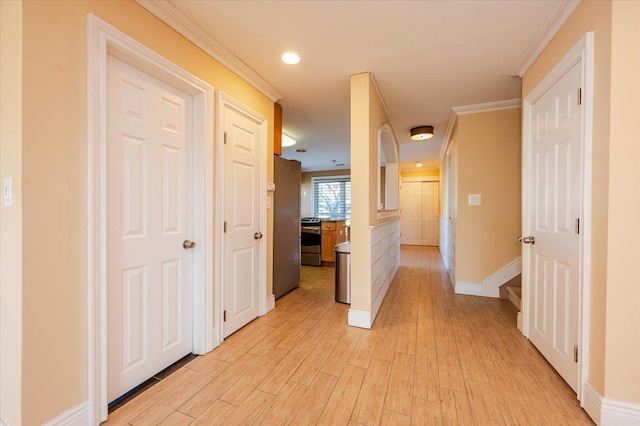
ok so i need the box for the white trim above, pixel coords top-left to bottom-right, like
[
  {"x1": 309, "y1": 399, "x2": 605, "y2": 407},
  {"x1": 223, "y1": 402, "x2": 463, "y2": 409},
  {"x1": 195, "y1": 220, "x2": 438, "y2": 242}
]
[
  {"x1": 266, "y1": 294, "x2": 275, "y2": 312},
  {"x1": 43, "y1": 401, "x2": 91, "y2": 426},
  {"x1": 0, "y1": 420, "x2": 6, "y2": 426},
  {"x1": 452, "y1": 98, "x2": 522, "y2": 116},
  {"x1": 401, "y1": 176, "x2": 439, "y2": 183},
  {"x1": 438, "y1": 110, "x2": 458, "y2": 164},
  {"x1": 216, "y1": 91, "x2": 269, "y2": 334},
  {"x1": 454, "y1": 257, "x2": 522, "y2": 298},
  {"x1": 348, "y1": 309, "x2": 371, "y2": 329},
  {"x1": 135, "y1": 0, "x2": 282, "y2": 102},
  {"x1": 511, "y1": 0, "x2": 582, "y2": 77},
  {"x1": 87, "y1": 15, "x2": 214, "y2": 423},
  {"x1": 602, "y1": 399, "x2": 640, "y2": 426},
  {"x1": 583, "y1": 381, "x2": 602, "y2": 425},
  {"x1": 521, "y1": 32, "x2": 594, "y2": 402}
]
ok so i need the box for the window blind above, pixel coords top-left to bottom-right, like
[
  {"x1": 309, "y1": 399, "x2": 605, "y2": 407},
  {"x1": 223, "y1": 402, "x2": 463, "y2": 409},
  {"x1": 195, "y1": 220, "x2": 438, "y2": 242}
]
[{"x1": 312, "y1": 176, "x2": 351, "y2": 219}]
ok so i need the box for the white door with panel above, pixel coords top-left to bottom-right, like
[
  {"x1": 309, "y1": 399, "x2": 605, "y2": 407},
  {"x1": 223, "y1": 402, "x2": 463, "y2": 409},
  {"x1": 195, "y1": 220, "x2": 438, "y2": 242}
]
[
  {"x1": 106, "y1": 56, "x2": 193, "y2": 402},
  {"x1": 401, "y1": 181, "x2": 439, "y2": 246},
  {"x1": 526, "y1": 61, "x2": 582, "y2": 392},
  {"x1": 223, "y1": 103, "x2": 262, "y2": 338}
]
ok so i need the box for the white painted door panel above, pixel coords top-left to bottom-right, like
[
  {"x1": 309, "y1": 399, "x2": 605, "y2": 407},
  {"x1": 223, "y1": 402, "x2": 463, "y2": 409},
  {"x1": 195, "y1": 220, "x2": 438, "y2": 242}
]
[
  {"x1": 223, "y1": 106, "x2": 262, "y2": 338},
  {"x1": 527, "y1": 61, "x2": 581, "y2": 392},
  {"x1": 107, "y1": 56, "x2": 193, "y2": 402},
  {"x1": 401, "y1": 181, "x2": 439, "y2": 246}
]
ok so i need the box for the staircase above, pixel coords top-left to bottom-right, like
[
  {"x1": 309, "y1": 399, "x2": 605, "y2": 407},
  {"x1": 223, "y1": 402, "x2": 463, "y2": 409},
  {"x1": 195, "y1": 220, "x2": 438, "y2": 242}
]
[{"x1": 500, "y1": 274, "x2": 521, "y2": 310}]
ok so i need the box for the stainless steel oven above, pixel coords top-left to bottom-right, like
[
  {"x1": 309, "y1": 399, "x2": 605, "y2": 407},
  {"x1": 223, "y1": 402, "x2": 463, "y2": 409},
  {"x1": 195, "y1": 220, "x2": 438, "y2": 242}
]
[{"x1": 301, "y1": 217, "x2": 322, "y2": 266}]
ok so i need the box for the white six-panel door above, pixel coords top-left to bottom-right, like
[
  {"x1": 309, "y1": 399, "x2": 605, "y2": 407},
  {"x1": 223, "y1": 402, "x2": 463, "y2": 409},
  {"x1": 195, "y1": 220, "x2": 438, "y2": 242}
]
[
  {"x1": 401, "y1": 181, "x2": 439, "y2": 246},
  {"x1": 106, "y1": 56, "x2": 193, "y2": 402},
  {"x1": 222, "y1": 104, "x2": 262, "y2": 338},
  {"x1": 527, "y1": 61, "x2": 582, "y2": 392}
]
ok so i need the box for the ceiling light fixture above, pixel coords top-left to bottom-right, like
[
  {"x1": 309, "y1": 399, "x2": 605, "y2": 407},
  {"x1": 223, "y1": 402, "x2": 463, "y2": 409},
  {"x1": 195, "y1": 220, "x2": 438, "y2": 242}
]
[
  {"x1": 281, "y1": 52, "x2": 300, "y2": 65},
  {"x1": 410, "y1": 125, "x2": 434, "y2": 141},
  {"x1": 415, "y1": 161, "x2": 423, "y2": 167},
  {"x1": 282, "y1": 133, "x2": 296, "y2": 147}
]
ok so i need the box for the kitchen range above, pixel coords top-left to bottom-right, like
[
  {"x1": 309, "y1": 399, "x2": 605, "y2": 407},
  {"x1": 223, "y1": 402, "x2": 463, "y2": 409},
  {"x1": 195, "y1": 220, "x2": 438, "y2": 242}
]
[{"x1": 300, "y1": 217, "x2": 322, "y2": 266}]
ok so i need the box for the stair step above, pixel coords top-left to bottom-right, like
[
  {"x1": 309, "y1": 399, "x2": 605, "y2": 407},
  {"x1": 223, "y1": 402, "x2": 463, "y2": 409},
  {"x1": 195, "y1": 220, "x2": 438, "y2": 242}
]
[{"x1": 505, "y1": 285, "x2": 521, "y2": 310}]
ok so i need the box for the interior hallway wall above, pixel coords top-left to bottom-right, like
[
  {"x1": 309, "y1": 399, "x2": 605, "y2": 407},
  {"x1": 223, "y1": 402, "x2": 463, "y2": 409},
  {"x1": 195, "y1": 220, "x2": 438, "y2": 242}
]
[{"x1": 21, "y1": 1, "x2": 274, "y2": 424}]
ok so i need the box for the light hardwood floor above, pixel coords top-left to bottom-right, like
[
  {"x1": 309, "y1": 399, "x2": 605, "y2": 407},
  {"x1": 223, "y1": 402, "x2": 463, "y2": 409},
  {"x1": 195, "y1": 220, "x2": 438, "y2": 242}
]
[{"x1": 105, "y1": 246, "x2": 594, "y2": 425}]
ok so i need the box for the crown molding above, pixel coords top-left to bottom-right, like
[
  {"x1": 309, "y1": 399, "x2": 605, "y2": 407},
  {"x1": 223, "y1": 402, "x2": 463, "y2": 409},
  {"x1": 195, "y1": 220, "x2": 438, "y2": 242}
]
[
  {"x1": 452, "y1": 98, "x2": 522, "y2": 116},
  {"x1": 511, "y1": 0, "x2": 582, "y2": 77},
  {"x1": 438, "y1": 110, "x2": 458, "y2": 164},
  {"x1": 135, "y1": 0, "x2": 283, "y2": 102}
]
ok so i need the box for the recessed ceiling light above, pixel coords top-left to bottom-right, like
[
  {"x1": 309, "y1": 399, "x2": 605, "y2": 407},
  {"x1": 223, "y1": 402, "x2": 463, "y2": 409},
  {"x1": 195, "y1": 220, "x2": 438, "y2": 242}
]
[
  {"x1": 282, "y1": 52, "x2": 300, "y2": 65},
  {"x1": 282, "y1": 133, "x2": 296, "y2": 147},
  {"x1": 295, "y1": 148, "x2": 306, "y2": 153},
  {"x1": 415, "y1": 161, "x2": 423, "y2": 167}
]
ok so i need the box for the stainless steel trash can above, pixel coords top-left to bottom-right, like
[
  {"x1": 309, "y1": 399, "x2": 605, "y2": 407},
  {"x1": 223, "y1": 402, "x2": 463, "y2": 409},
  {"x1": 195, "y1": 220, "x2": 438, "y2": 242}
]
[{"x1": 335, "y1": 242, "x2": 351, "y2": 304}]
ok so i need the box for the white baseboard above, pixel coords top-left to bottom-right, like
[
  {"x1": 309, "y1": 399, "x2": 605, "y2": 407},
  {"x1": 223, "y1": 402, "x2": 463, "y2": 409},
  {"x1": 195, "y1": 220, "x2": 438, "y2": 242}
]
[
  {"x1": 348, "y1": 309, "x2": 372, "y2": 329},
  {"x1": 516, "y1": 312, "x2": 523, "y2": 333},
  {"x1": 583, "y1": 381, "x2": 602, "y2": 425},
  {"x1": 602, "y1": 397, "x2": 640, "y2": 425},
  {"x1": 43, "y1": 401, "x2": 91, "y2": 426},
  {"x1": 266, "y1": 294, "x2": 275, "y2": 312},
  {"x1": 582, "y1": 381, "x2": 640, "y2": 425},
  {"x1": 454, "y1": 257, "x2": 522, "y2": 298}
]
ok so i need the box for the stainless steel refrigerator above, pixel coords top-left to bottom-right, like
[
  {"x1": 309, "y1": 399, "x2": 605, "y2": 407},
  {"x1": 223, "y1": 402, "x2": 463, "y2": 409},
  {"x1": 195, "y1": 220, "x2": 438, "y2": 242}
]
[{"x1": 273, "y1": 156, "x2": 301, "y2": 298}]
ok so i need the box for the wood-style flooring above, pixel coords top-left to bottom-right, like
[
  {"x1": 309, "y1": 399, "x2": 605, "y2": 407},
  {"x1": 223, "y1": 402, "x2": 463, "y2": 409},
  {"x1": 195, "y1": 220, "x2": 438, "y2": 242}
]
[{"x1": 105, "y1": 246, "x2": 594, "y2": 425}]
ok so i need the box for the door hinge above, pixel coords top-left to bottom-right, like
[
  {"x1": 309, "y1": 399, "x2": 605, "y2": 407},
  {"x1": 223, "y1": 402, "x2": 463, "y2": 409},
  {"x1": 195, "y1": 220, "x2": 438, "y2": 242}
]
[
  {"x1": 575, "y1": 218, "x2": 580, "y2": 234},
  {"x1": 577, "y1": 88, "x2": 582, "y2": 106},
  {"x1": 224, "y1": 221, "x2": 227, "y2": 233},
  {"x1": 574, "y1": 345, "x2": 579, "y2": 363},
  {"x1": 223, "y1": 310, "x2": 227, "y2": 321},
  {"x1": 224, "y1": 132, "x2": 228, "y2": 144}
]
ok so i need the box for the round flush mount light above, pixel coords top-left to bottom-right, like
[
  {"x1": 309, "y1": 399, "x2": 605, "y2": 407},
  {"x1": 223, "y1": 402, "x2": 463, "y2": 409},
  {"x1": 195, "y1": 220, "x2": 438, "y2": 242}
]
[
  {"x1": 281, "y1": 52, "x2": 300, "y2": 65},
  {"x1": 282, "y1": 133, "x2": 296, "y2": 147},
  {"x1": 410, "y1": 125, "x2": 434, "y2": 141}
]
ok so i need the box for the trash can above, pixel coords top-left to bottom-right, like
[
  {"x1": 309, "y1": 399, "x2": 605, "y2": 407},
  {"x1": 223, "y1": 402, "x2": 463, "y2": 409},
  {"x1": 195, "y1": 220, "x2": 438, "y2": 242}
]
[{"x1": 335, "y1": 242, "x2": 351, "y2": 304}]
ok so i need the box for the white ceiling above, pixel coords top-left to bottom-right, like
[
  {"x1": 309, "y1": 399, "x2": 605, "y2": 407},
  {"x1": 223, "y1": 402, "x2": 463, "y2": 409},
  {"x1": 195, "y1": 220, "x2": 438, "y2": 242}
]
[{"x1": 164, "y1": 0, "x2": 565, "y2": 172}]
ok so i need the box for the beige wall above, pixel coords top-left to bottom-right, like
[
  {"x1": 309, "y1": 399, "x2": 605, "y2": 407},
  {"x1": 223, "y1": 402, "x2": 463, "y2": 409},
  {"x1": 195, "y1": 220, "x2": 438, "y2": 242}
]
[
  {"x1": 522, "y1": 0, "x2": 611, "y2": 395},
  {"x1": 21, "y1": 1, "x2": 274, "y2": 424},
  {"x1": 604, "y1": 0, "x2": 640, "y2": 404},
  {"x1": 350, "y1": 72, "x2": 400, "y2": 317},
  {"x1": 454, "y1": 109, "x2": 522, "y2": 283},
  {"x1": 300, "y1": 169, "x2": 350, "y2": 218},
  {"x1": 401, "y1": 169, "x2": 439, "y2": 179},
  {"x1": 0, "y1": 1, "x2": 23, "y2": 424}
]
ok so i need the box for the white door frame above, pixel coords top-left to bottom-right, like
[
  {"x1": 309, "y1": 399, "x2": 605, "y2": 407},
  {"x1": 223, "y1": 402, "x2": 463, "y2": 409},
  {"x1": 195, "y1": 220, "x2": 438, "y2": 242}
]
[
  {"x1": 87, "y1": 15, "x2": 214, "y2": 423},
  {"x1": 215, "y1": 91, "x2": 269, "y2": 338},
  {"x1": 521, "y1": 32, "x2": 593, "y2": 402}
]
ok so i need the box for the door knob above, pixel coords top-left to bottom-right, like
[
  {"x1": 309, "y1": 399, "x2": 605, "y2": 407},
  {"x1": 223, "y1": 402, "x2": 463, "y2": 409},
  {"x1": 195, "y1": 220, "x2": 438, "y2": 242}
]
[
  {"x1": 518, "y1": 236, "x2": 535, "y2": 245},
  {"x1": 183, "y1": 240, "x2": 196, "y2": 249},
  {"x1": 254, "y1": 232, "x2": 263, "y2": 240}
]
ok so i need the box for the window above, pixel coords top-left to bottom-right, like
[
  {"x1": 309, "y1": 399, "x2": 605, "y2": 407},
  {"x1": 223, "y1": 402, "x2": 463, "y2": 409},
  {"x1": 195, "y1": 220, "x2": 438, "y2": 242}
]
[{"x1": 312, "y1": 176, "x2": 351, "y2": 219}]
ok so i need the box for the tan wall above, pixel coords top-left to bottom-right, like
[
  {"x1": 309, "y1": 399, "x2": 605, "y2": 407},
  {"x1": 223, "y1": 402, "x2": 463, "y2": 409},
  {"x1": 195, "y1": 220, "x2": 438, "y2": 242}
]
[
  {"x1": 604, "y1": 0, "x2": 640, "y2": 404},
  {"x1": 401, "y1": 169, "x2": 439, "y2": 179},
  {"x1": 0, "y1": 1, "x2": 23, "y2": 424},
  {"x1": 300, "y1": 169, "x2": 350, "y2": 218},
  {"x1": 21, "y1": 1, "x2": 274, "y2": 424},
  {"x1": 522, "y1": 0, "x2": 612, "y2": 395},
  {"x1": 350, "y1": 73, "x2": 373, "y2": 311},
  {"x1": 454, "y1": 109, "x2": 522, "y2": 283}
]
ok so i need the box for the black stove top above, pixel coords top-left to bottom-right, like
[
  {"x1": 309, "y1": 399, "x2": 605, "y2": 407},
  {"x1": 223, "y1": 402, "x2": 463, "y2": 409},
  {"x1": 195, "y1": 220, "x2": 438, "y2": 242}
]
[{"x1": 301, "y1": 217, "x2": 321, "y2": 225}]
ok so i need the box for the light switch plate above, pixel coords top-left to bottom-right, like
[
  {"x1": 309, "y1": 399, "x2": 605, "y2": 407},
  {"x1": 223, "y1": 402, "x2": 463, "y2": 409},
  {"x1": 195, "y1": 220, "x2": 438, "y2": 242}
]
[
  {"x1": 3, "y1": 178, "x2": 13, "y2": 207},
  {"x1": 468, "y1": 194, "x2": 481, "y2": 206},
  {"x1": 267, "y1": 182, "x2": 276, "y2": 191}
]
